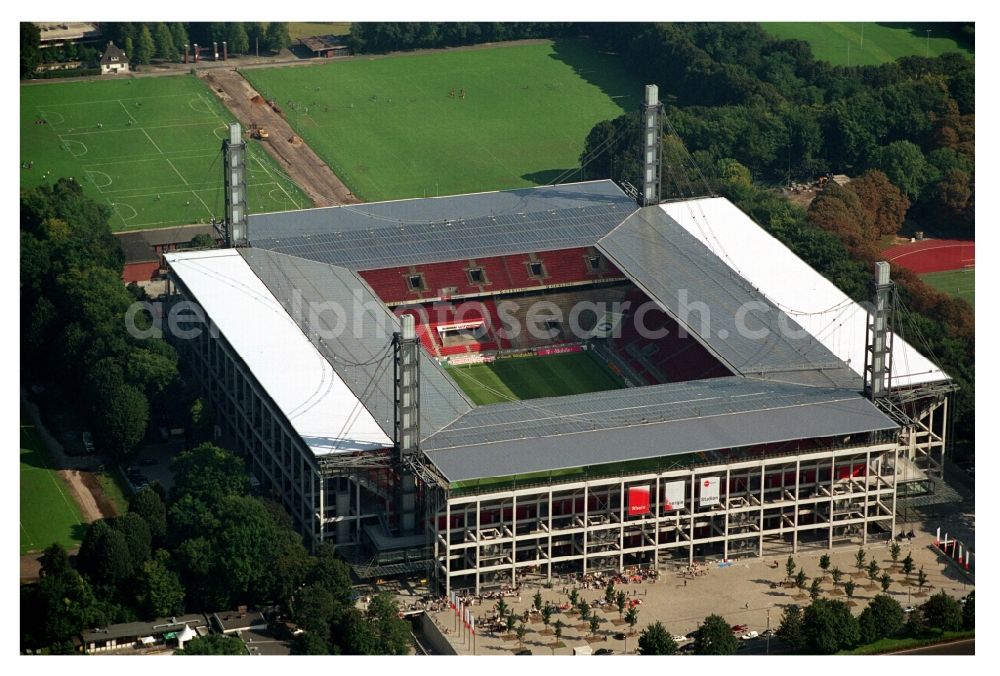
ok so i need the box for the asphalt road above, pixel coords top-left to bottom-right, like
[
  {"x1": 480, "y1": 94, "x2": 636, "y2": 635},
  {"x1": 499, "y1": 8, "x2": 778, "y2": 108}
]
[{"x1": 888, "y1": 638, "x2": 975, "y2": 655}]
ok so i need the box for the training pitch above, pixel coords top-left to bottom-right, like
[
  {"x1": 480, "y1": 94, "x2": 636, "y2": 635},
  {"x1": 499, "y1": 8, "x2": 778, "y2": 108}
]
[
  {"x1": 921, "y1": 269, "x2": 975, "y2": 308},
  {"x1": 20, "y1": 417, "x2": 85, "y2": 555},
  {"x1": 243, "y1": 39, "x2": 642, "y2": 202},
  {"x1": 445, "y1": 351, "x2": 624, "y2": 405},
  {"x1": 760, "y1": 22, "x2": 973, "y2": 67},
  {"x1": 21, "y1": 75, "x2": 308, "y2": 231}
]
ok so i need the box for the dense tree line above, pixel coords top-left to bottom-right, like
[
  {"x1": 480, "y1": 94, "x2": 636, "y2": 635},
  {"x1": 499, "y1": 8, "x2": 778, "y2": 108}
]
[
  {"x1": 586, "y1": 23, "x2": 973, "y2": 237},
  {"x1": 21, "y1": 443, "x2": 412, "y2": 655},
  {"x1": 777, "y1": 591, "x2": 972, "y2": 654},
  {"x1": 346, "y1": 22, "x2": 579, "y2": 54}
]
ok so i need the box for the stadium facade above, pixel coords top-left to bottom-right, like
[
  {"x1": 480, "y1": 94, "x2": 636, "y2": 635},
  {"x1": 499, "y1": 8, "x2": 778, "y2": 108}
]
[{"x1": 164, "y1": 96, "x2": 954, "y2": 594}]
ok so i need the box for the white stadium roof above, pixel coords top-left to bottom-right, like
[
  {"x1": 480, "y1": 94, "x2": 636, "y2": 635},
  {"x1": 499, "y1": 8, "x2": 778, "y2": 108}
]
[
  {"x1": 164, "y1": 249, "x2": 393, "y2": 455},
  {"x1": 660, "y1": 198, "x2": 948, "y2": 387}
]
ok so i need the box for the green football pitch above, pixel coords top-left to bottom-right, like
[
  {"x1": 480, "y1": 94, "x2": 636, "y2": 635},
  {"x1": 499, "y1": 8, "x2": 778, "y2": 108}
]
[
  {"x1": 20, "y1": 416, "x2": 86, "y2": 555},
  {"x1": 445, "y1": 351, "x2": 624, "y2": 405},
  {"x1": 921, "y1": 268, "x2": 975, "y2": 308},
  {"x1": 20, "y1": 75, "x2": 308, "y2": 231},
  {"x1": 760, "y1": 22, "x2": 973, "y2": 67},
  {"x1": 243, "y1": 39, "x2": 643, "y2": 202}
]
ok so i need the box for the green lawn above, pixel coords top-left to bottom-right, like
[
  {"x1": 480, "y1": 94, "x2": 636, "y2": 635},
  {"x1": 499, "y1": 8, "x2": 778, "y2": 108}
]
[
  {"x1": 445, "y1": 351, "x2": 624, "y2": 405},
  {"x1": 20, "y1": 75, "x2": 308, "y2": 231},
  {"x1": 289, "y1": 22, "x2": 351, "y2": 40},
  {"x1": 760, "y1": 22, "x2": 973, "y2": 66},
  {"x1": 20, "y1": 416, "x2": 86, "y2": 555},
  {"x1": 921, "y1": 268, "x2": 974, "y2": 308},
  {"x1": 243, "y1": 39, "x2": 642, "y2": 202}
]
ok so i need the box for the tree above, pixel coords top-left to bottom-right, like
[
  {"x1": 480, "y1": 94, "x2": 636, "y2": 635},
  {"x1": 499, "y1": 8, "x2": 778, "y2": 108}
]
[
  {"x1": 795, "y1": 568, "x2": 808, "y2": 592},
  {"x1": 176, "y1": 634, "x2": 246, "y2": 655},
  {"x1": 831, "y1": 567, "x2": 843, "y2": 588},
  {"x1": 134, "y1": 24, "x2": 155, "y2": 65},
  {"x1": 264, "y1": 22, "x2": 290, "y2": 53},
  {"x1": 858, "y1": 594, "x2": 904, "y2": 644},
  {"x1": 505, "y1": 614, "x2": 516, "y2": 635},
  {"x1": 129, "y1": 487, "x2": 167, "y2": 540},
  {"x1": 124, "y1": 36, "x2": 134, "y2": 63},
  {"x1": 292, "y1": 583, "x2": 340, "y2": 635},
  {"x1": 844, "y1": 579, "x2": 857, "y2": 603},
  {"x1": 533, "y1": 591, "x2": 543, "y2": 612},
  {"x1": 615, "y1": 590, "x2": 627, "y2": 620},
  {"x1": 889, "y1": 541, "x2": 901, "y2": 569},
  {"x1": 227, "y1": 23, "x2": 249, "y2": 55},
  {"x1": 516, "y1": 620, "x2": 527, "y2": 646},
  {"x1": 589, "y1": 614, "x2": 600, "y2": 637},
  {"x1": 171, "y1": 443, "x2": 250, "y2": 504},
  {"x1": 111, "y1": 512, "x2": 152, "y2": 570},
  {"x1": 855, "y1": 548, "x2": 867, "y2": 574},
  {"x1": 495, "y1": 597, "x2": 508, "y2": 620},
  {"x1": 694, "y1": 614, "x2": 737, "y2": 655},
  {"x1": 21, "y1": 544, "x2": 104, "y2": 652},
  {"x1": 848, "y1": 170, "x2": 910, "y2": 237},
  {"x1": 962, "y1": 591, "x2": 974, "y2": 630},
  {"x1": 880, "y1": 572, "x2": 892, "y2": 594},
  {"x1": 866, "y1": 559, "x2": 881, "y2": 587},
  {"x1": 809, "y1": 578, "x2": 822, "y2": 602},
  {"x1": 554, "y1": 619, "x2": 563, "y2": 643},
  {"x1": 347, "y1": 593, "x2": 412, "y2": 655},
  {"x1": 541, "y1": 604, "x2": 554, "y2": 632},
  {"x1": 568, "y1": 588, "x2": 579, "y2": 608},
  {"x1": 94, "y1": 383, "x2": 149, "y2": 458},
  {"x1": 777, "y1": 604, "x2": 804, "y2": 649},
  {"x1": 154, "y1": 22, "x2": 178, "y2": 61},
  {"x1": 902, "y1": 553, "x2": 915, "y2": 578},
  {"x1": 819, "y1": 554, "x2": 831, "y2": 578},
  {"x1": 577, "y1": 599, "x2": 590, "y2": 622},
  {"x1": 20, "y1": 22, "x2": 41, "y2": 77},
  {"x1": 923, "y1": 591, "x2": 962, "y2": 631},
  {"x1": 170, "y1": 23, "x2": 188, "y2": 53},
  {"x1": 916, "y1": 567, "x2": 928, "y2": 593},
  {"x1": 904, "y1": 607, "x2": 927, "y2": 637},
  {"x1": 77, "y1": 519, "x2": 134, "y2": 587},
  {"x1": 638, "y1": 621, "x2": 678, "y2": 655},
  {"x1": 878, "y1": 140, "x2": 934, "y2": 201},
  {"x1": 604, "y1": 580, "x2": 616, "y2": 605},
  {"x1": 802, "y1": 599, "x2": 860, "y2": 654},
  {"x1": 785, "y1": 555, "x2": 796, "y2": 581},
  {"x1": 625, "y1": 604, "x2": 639, "y2": 634},
  {"x1": 135, "y1": 550, "x2": 185, "y2": 619}
]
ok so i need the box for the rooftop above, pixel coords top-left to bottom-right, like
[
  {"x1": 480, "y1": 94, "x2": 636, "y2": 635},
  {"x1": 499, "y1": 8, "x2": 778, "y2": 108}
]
[{"x1": 82, "y1": 614, "x2": 208, "y2": 644}]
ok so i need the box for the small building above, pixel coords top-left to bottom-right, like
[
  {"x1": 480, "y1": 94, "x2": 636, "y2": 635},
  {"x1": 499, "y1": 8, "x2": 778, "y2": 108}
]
[
  {"x1": 100, "y1": 41, "x2": 129, "y2": 75},
  {"x1": 116, "y1": 224, "x2": 220, "y2": 284},
  {"x1": 211, "y1": 607, "x2": 292, "y2": 655},
  {"x1": 299, "y1": 35, "x2": 350, "y2": 58},
  {"x1": 80, "y1": 614, "x2": 209, "y2": 654}
]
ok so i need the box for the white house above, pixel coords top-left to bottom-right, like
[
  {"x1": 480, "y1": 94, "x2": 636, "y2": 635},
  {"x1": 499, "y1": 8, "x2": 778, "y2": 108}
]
[{"x1": 100, "y1": 41, "x2": 129, "y2": 75}]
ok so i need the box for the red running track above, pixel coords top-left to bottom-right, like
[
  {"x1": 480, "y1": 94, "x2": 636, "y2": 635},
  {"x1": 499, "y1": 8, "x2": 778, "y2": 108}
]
[{"x1": 881, "y1": 239, "x2": 975, "y2": 274}]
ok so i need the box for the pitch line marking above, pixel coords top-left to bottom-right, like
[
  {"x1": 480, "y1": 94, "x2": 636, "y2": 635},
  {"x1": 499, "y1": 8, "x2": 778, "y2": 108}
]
[
  {"x1": 86, "y1": 170, "x2": 113, "y2": 190},
  {"x1": 141, "y1": 128, "x2": 165, "y2": 154},
  {"x1": 117, "y1": 99, "x2": 138, "y2": 124}
]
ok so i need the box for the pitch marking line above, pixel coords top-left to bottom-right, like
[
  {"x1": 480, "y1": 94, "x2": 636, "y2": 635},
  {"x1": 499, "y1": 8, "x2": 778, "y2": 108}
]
[
  {"x1": 117, "y1": 99, "x2": 139, "y2": 124},
  {"x1": 86, "y1": 170, "x2": 113, "y2": 191},
  {"x1": 141, "y1": 128, "x2": 165, "y2": 154}
]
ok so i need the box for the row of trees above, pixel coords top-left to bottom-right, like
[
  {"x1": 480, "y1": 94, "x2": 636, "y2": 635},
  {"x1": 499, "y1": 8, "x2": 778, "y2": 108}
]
[
  {"x1": 346, "y1": 22, "x2": 578, "y2": 54},
  {"x1": 21, "y1": 180, "x2": 212, "y2": 456},
  {"x1": 102, "y1": 22, "x2": 291, "y2": 65},
  {"x1": 778, "y1": 590, "x2": 973, "y2": 654},
  {"x1": 20, "y1": 443, "x2": 412, "y2": 655}
]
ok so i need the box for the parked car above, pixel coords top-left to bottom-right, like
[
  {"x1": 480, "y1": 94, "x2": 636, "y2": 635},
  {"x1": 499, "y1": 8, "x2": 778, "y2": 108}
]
[
  {"x1": 594, "y1": 648, "x2": 614, "y2": 655},
  {"x1": 672, "y1": 634, "x2": 687, "y2": 642},
  {"x1": 741, "y1": 631, "x2": 759, "y2": 640},
  {"x1": 903, "y1": 606, "x2": 916, "y2": 614}
]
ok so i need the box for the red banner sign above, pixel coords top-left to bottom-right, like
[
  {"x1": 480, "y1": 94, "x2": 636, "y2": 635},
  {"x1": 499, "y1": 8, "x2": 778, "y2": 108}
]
[{"x1": 628, "y1": 486, "x2": 650, "y2": 515}]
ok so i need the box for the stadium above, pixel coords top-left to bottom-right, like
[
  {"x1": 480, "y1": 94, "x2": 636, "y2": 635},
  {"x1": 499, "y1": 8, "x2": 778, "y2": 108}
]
[{"x1": 164, "y1": 87, "x2": 955, "y2": 595}]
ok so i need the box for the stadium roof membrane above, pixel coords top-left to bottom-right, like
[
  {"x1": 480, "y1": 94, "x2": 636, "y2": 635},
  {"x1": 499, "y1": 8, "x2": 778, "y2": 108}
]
[{"x1": 167, "y1": 180, "x2": 938, "y2": 477}]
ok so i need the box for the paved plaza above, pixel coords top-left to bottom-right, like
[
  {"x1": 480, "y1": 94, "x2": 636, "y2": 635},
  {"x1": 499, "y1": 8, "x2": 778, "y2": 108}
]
[{"x1": 419, "y1": 528, "x2": 974, "y2": 655}]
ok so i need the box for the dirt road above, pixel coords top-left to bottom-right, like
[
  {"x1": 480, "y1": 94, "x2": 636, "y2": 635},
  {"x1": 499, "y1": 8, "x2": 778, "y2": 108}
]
[{"x1": 200, "y1": 69, "x2": 360, "y2": 208}]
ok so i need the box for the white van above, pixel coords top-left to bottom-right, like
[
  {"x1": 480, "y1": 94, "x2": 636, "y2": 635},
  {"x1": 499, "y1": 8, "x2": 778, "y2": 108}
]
[{"x1": 572, "y1": 645, "x2": 593, "y2": 656}]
